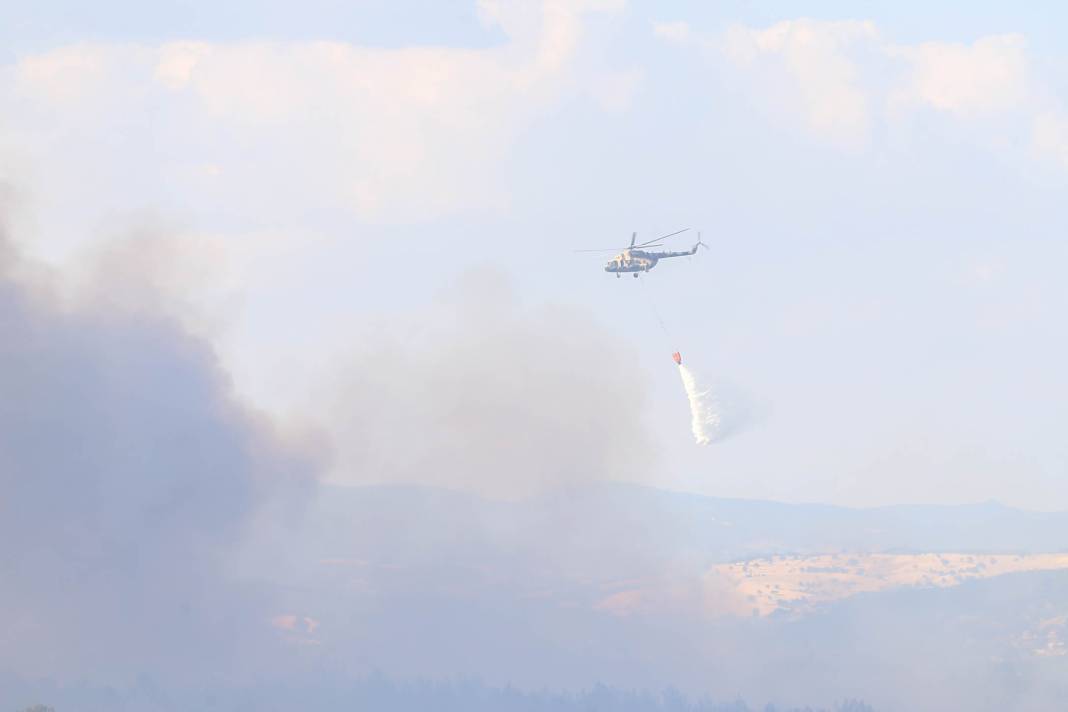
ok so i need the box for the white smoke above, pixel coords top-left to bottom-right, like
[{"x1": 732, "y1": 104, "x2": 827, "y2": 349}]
[{"x1": 678, "y1": 364, "x2": 720, "y2": 445}]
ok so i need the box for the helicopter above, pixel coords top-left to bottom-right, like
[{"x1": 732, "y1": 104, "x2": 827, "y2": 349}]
[{"x1": 576, "y1": 228, "x2": 707, "y2": 277}]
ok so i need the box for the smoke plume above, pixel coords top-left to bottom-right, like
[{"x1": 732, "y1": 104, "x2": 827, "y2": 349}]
[
  {"x1": 0, "y1": 206, "x2": 316, "y2": 683},
  {"x1": 318, "y1": 268, "x2": 655, "y2": 498}
]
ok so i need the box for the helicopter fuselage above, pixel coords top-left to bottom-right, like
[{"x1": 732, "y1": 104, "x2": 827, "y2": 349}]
[
  {"x1": 604, "y1": 246, "x2": 698, "y2": 276},
  {"x1": 604, "y1": 249, "x2": 658, "y2": 274}
]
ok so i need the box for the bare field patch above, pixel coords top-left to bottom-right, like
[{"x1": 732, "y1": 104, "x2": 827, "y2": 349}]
[{"x1": 705, "y1": 553, "x2": 1068, "y2": 617}]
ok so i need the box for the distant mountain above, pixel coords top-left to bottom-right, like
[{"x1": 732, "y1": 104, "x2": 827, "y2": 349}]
[
  {"x1": 228, "y1": 482, "x2": 1068, "y2": 712},
  {"x1": 287, "y1": 482, "x2": 1068, "y2": 575},
  {"x1": 9, "y1": 483, "x2": 1065, "y2": 712}
]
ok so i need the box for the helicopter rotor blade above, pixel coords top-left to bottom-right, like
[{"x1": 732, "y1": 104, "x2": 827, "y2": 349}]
[
  {"x1": 575, "y1": 241, "x2": 664, "y2": 253},
  {"x1": 630, "y1": 229, "x2": 687, "y2": 249},
  {"x1": 574, "y1": 228, "x2": 685, "y2": 253},
  {"x1": 642, "y1": 227, "x2": 689, "y2": 246}
]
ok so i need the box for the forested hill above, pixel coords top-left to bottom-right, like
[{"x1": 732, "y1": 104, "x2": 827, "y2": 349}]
[{"x1": 4, "y1": 678, "x2": 875, "y2": 712}]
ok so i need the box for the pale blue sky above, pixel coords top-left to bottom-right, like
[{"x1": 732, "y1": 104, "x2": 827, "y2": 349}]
[
  {"x1": 5, "y1": 1, "x2": 1068, "y2": 47},
  {"x1": 3, "y1": 0, "x2": 1068, "y2": 78},
  {"x1": 3, "y1": 1, "x2": 1067, "y2": 508}
]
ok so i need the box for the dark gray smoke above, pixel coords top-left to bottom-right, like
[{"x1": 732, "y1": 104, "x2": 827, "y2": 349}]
[{"x1": 0, "y1": 209, "x2": 316, "y2": 683}]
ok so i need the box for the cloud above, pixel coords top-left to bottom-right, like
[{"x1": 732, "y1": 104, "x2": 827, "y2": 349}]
[
  {"x1": 653, "y1": 21, "x2": 693, "y2": 46},
  {"x1": 0, "y1": 207, "x2": 316, "y2": 681},
  {"x1": 672, "y1": 18, "x2": 1064, "y2": 159},
  {"x1": 588, "y1": 68, "x2": 644, "y2": 112},
  {"x1": 1033, "y1": 111, "x2": 1068, "y2": 167},
  {"x1": 889, "y1": 34, "x2": 1030, "y2": 117},
  {"x1": 1, "y1": 0, "x2": 624, "y2": 226},
  {"x1": 316, "y1": 268, "x2": 655, "y2": 498},
  {"x1": 723, "y1": 20, "x2": 877, "y2": 147}
]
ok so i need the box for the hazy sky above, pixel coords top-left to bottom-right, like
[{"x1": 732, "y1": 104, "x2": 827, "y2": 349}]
[{"x1": 2, "y1": 0, "x2": 1067, "y2": 509}]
